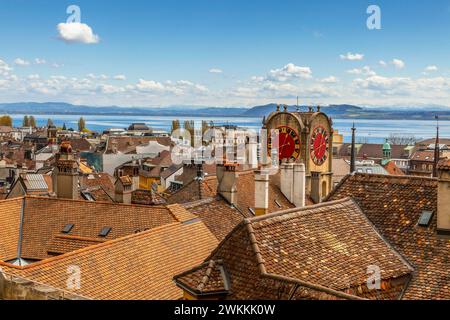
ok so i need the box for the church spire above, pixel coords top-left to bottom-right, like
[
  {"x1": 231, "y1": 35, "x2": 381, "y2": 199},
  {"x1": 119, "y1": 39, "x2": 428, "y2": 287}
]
[
  {"x1": 433, "y1": 115, "x2": 440, "y2": 178},
  {"x1": 350, "y1": 123, "x2": 356, "y2": 173}
]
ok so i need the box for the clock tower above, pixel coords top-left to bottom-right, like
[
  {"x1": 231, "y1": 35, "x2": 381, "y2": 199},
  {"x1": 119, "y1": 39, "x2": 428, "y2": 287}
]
[{"x1": 263, "y1": 105, "x2": 333, "y2": 202}]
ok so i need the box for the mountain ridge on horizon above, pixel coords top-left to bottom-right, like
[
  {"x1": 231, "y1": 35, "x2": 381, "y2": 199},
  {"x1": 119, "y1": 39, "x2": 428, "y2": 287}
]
[{"x1": 0, "y1": 102, "x2": 449, "y2": 120}]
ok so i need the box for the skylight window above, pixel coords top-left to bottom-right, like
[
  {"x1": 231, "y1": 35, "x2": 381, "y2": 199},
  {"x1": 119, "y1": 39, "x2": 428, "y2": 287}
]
[
  {"x1": 274, "y1": 199, "x2": 282, "y2": 208},
  {"x1": 248, "y1": 208, "x2": 255, "y2": 216},
  {"x1": 62, "y1": 224, "x2": 74, "y2": 234},
  {"x1": 418, "y1": 211, "x2": 433, "y2": 227},
  {"x1": 99, "y1": 227, "x2": 112, "y2": 237}
]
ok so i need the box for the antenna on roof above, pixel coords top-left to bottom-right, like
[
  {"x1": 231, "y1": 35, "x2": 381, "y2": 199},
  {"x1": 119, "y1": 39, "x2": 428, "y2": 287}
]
[
  {"x1": 433, "y1": 115, "x2": 440, "y2": 178},
  {"x1": 350, "y1": 123, "x2": 356, "y2": 174}
]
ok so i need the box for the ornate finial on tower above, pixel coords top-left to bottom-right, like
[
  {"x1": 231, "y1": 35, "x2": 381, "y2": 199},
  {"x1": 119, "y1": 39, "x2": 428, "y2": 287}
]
[
  {"x1": 350, "y1": 123, "x2": 356, "y2": 174},
  {"x1": 283, "y1": 105, "x2": 287, "y2": 112},
  {"x1": 276, "y1": 104, "x2": 280, "y2": 112},
  {"x1": 308, "y1": 106, "x2": 313, "y2": 112},
  {"x1": 296, "y1": 96, "x2": 299, "y2": 112},
  {"x1": 317, "y1": 105, "x2": 321, "y2": 112}
]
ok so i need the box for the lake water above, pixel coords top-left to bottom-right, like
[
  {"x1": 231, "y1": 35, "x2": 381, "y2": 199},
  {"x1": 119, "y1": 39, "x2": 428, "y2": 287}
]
[{"x1": 9, "y1": 114, "x2": 449, "y2": 144}]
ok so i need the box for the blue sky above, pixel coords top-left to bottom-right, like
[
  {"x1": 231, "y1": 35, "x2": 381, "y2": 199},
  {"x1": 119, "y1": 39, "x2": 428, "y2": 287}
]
[{"x1": 0, "y1": 0, "x2": 450, "y2": 107}]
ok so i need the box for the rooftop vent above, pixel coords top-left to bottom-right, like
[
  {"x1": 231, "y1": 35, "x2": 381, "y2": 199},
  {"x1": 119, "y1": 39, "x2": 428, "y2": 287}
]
[
  {"x1": 418, "y1": 211, "x2": 433, "y2": 227},
  {"x1": 62, "y1": 224, "x2": 74, "y2": 234},
  {"x1": 99, "y1": 227, "x2": 112, "y2": 237}
]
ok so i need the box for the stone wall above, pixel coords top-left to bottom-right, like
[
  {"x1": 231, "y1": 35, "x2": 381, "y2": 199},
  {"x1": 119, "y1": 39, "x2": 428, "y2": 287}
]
[{"x1": 0, "y1": 272, "x2": 87, "y2": 300}]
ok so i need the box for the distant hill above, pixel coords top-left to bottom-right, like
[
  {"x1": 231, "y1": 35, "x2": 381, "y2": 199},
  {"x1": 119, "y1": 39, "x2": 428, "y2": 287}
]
[
  {"x1": 0, "y1": 101, "x2": 450, "y2": 120},
  {"x1": 241, "y1": 104, "x2": 363, "y2": 117},
  {"x1": 0, "y1": 102, "x2": 247, "y2": 117}
]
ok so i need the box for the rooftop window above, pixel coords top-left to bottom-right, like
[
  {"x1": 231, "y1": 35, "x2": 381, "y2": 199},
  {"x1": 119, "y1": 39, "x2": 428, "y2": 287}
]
[
  {"x1": 99, "y1": 227, "x2": 112, "y2": 237},
  {"x1": 418, "y1": 211, "x2": 433, "y2": 227},
  {"x1": 62, "y1": 224, "x2": 74, "y2": 234}
]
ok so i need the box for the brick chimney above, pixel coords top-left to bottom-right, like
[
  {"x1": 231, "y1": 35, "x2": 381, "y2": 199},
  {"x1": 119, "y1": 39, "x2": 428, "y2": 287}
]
[
  {"x1": 115, "y1": 176, "x2": 133, "y2": 204},
  {"x1": 280, "y1": 161, "x2": 294, "y2": 202},
  {"x1": 292, "y1": 163, "x2": 306, "y2": 207},
  {"x1": 311, "y1": 171, "x2": 321, "y2": 203},
  {"x1": 280, "y1": 160, "x2": 306, "y2": 207},
  {"x1": 254, "y1": 169, "x2": 269, "y2": 216},
  {"x1": 437, "y1": 160, "x2": 450, "y2": 235},
  {"x1": 53, "y1": 141, "x2": 79, "y2": 200},
  {"x1": 217, "y1": 162, "x2": 238, "y2": 206}
]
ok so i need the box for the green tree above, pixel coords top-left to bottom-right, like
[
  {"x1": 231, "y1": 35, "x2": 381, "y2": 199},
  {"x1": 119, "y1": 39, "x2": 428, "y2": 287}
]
[
  {"x1": 23, "y1": 115, "x2": 29, "y2": 127},
  {"x1": 184, "y1": 120, "x2": 195, "y2": 146},
  {"x1": 29, "y1": 116, "x2": 37, "y2": 128},
  {"x1": 0, "y1": 115, "x2": 13, "y2": 127},
  {"x1": 62, "y1": 123, "x2": 67, "y2": 130},
  {"x1": 78, "y1": 117, "x2": 86, "y2": 132},
  {"x1": 171, "y1": 119, "x2": 180, "y2": 133}
]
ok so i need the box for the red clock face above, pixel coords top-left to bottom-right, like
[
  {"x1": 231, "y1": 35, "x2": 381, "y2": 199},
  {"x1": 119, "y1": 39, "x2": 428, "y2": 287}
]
[
  {"x1": 268, "y1": 126, "x2": 301, "y2": 161},
  {"x1": 310, "y1": 126, "x2": 329, "y2": 165}
]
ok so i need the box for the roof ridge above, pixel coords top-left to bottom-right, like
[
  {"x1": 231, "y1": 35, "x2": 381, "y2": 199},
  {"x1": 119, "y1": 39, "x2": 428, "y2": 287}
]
[
  {"x1": 19, "y1": 195, "x2": 168, "y2": 209},
  {"x1": 53, "y1": 234, "x2": 107, "y2": 242},
  {"x1": 248, "y1": 197, "x2": 353, "y2": 223}
]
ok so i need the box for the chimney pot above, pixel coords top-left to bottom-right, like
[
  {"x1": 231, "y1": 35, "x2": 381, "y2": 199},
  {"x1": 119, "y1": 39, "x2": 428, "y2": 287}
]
[
  {"x1": 437, "y1": 161, "x2": 450, "y2": 235},
  {"x1": 254, "y1": 169, "x2": 270, "y2": 216}
]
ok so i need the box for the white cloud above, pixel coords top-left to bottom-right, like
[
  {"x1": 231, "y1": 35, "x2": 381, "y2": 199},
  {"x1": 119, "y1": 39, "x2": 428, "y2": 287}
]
[
  {"x1": 34, "y1": 58, "x2": 46, "y2": 65},
  {"x1": 113, "y1": 75, "x2": 126, "y2": 81},
  {"x1": 209, "y1": 68, "x2": 223, "y2": 74},
  {"x1": 391, "y1": 59, "x2": 405, "y2": 69},
  {"x1": 27, "y1": 74, "x2": 40, "y2": 80},
  {"x1": 379, "y1": 60, "x2": 387, "y2": 67},
  {"x1": 0, "y1": 60, "x2": 12, "y2": 75},
  {"x1": 51, "y1": 63, "x2": 63, "y2": 68},
  {"x1": 347, "y1": 66, "x2": 376, "y2": 76},
  {"x1": 340, "y1": 52, "x2": 364, "y2": 61},
  {"x1": 14, "y1": 58, "x2": 30, "y2": 66},
  {"x1": 57, "y1": 22, "x2": 99, "y2": 44},
  {"x1": 425, "y1": 65, "x2": 438, "y2": 72},
  {"x1": 86, "y1": 73, "x2": 107, "y2": 80},
  {"x1": 267, "y1": 63, "x2": 312, "y2": 81},
  {"x1": 319, "y1": 76, "x2": 338, "y2": 83}
]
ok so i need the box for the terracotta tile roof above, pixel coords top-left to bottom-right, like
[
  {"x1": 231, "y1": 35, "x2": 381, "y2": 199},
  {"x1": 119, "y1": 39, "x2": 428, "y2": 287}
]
[
  {"x1": 118, "y1": 175, "x2": 132, "y2": 186},
  {"x1": 3, "y1": 220, "x2": 218, "y2": 300},
  {"x1": 166, "y1": 176, "x2": 217, "y2": 204},
  {"x1": 47, "y1": 235, "x2": 106, "y2": 255},
  {"x1": 105, "y1": 136, "x2": 172, "y2": 154},
  {"x1": 176, "y1": 198, "x2": 413, "y2": 300},
  {"x1": 183, "y1": 197, "x2": 250, "y2": 241},
  {"x1": 0, "y1": 198, "x2": 22, "y2": 261},
  {"x1": 383, "y1": 161, "x2": 405, "y2": 176},
  {"x1": 234, "y1": 171, "x2": 294, "y2": 214},
  {"x1": 437, "y1": 159, "x2": 450, "y2": 170},
  {"x1": 326, "y1": 173, "x2": 450, "y2": 299},
  {"x1": 338, "y1": 143, "x2": 409, "y2": 159},
  {"x1": 175, "y1": 260, "x2": 229, "y2": 296},
  {"x1": 79, "y1": 173, "x2": 115, "y2": 198},
  {"x1": 67, "y1": 138, "x2": 92, "y2": 152},
  {"x1": 0, "y1": 196, "x2": 178, "y2": 261},
  {"x1": 167, "y1": 170, "x2": 295, "y2": 214},
  {"x1": 410, "y1": 150, "x2": 436, "y2": 162},
  {"x1": 132, "y1": 189, "x2": 166, "y2": 205},
  {"x1": 160, "y1": 164, "x2": 182, "y2": 179}
]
